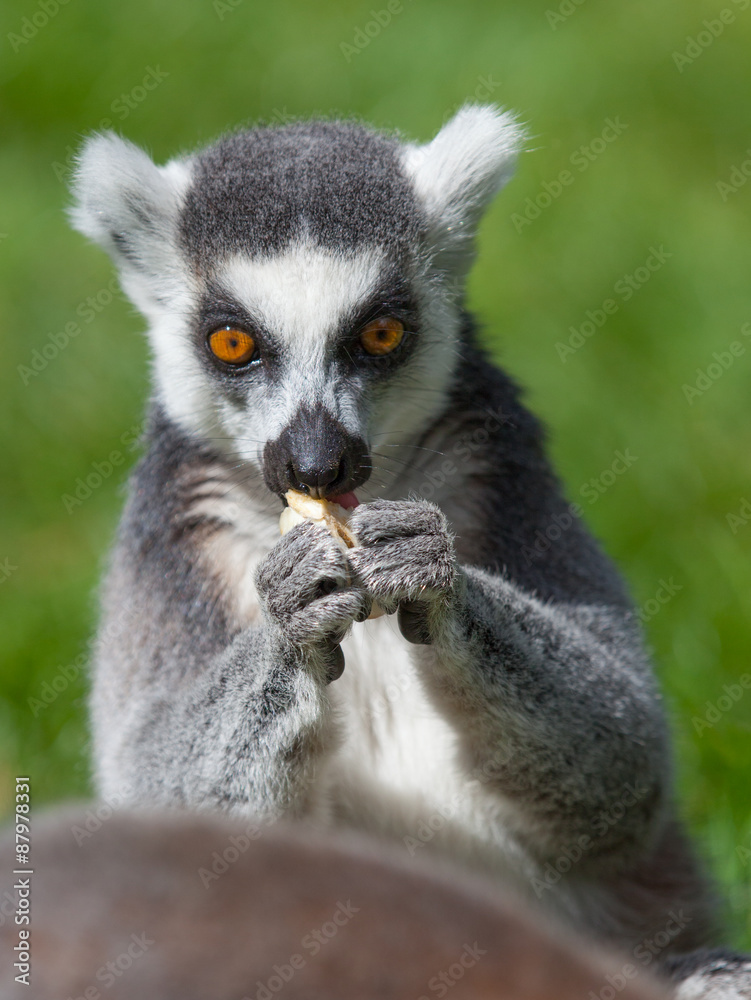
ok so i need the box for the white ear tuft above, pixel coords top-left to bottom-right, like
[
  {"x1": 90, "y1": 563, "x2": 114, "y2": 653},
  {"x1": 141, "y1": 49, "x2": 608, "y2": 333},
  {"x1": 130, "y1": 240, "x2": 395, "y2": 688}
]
[
  {"x1": 402, "y1": 105, "x2": 524, "y2": 275},
  {"x1": 69, "y1": 132, "x2": 193, "y2": 313}
]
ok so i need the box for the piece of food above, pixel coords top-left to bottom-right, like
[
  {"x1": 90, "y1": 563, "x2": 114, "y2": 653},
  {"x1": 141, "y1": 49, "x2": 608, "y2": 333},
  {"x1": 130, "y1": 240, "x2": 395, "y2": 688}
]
[
  {"x1": 279, "y1": 490, "x2": 384, "y2": 618},
  {"x1": 280, "y1": 490, "x2": 358, "y2": 551}
]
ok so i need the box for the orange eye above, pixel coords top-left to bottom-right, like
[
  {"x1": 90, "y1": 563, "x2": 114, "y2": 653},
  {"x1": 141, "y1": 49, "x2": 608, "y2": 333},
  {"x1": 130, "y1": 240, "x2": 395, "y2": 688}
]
[
  {"x1": 359, "y1": 317, "x2": 405, "y2": 356},
  {"x1": 208, "y1": 327, "x2": 257, "y2": 366}
]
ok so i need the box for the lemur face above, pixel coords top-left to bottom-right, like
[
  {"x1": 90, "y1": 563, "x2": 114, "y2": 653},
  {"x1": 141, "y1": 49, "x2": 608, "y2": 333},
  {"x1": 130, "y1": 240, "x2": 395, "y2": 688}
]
[
  {"x1": 194, "y1": 243, "x2": 430, "y2": 501},
  {"x1": 70, "y1": 109, "x2": 522, "y2": 501}
]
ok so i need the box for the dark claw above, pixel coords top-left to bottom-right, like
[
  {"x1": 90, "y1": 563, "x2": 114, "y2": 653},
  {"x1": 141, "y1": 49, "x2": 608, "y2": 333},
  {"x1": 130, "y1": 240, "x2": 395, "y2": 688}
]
[
  {"x1": 324, "y1": 644, "x2": 345, "y2": 682},
  {"x1": 398, "y1": 601, "x2": 432, "y2": 645}
]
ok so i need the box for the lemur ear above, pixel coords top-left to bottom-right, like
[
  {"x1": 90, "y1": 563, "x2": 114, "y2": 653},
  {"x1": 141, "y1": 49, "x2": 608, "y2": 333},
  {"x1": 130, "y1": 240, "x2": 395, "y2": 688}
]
[
  {"x1": 68, "y1": 132, "x2": 192, "y2": 314},
  {"x1": 402, "y1": 105, "x2": 524, "y2": 277}
]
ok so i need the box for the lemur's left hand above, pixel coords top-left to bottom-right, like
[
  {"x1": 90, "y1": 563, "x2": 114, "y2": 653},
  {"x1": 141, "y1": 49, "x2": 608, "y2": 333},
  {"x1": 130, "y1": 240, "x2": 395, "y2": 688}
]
[{"x1": 347, "y1": 499, "x2": 456, "y2": 644}]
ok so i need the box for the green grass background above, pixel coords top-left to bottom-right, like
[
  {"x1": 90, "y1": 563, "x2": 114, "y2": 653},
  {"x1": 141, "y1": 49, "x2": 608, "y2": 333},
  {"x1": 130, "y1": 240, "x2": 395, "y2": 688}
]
[{"x1": 1, "y1": 0, "x2": 749, "y2": 947}]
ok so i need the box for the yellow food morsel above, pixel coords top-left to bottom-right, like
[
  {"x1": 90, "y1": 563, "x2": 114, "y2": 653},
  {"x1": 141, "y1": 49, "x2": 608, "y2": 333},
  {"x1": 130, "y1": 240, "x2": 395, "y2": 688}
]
[{"x1": 281, "y1": 490, "x2": 357, "y2": 549}]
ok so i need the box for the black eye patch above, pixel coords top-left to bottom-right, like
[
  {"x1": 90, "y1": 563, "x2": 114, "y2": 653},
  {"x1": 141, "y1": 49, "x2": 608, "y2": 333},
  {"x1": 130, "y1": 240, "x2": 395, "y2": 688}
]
[
  {"x1": 335, "y1": 270, "x2": 420, "y2": 371},
  {"x1": 193, "y1": 281, "x2": 282, "y2": 386}
]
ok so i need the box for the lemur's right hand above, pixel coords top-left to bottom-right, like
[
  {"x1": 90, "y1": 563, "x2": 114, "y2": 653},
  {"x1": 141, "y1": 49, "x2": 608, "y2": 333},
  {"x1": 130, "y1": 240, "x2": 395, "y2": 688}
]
[{"x1": 255, "y1": 520, "x2": 371, "y2": 681}]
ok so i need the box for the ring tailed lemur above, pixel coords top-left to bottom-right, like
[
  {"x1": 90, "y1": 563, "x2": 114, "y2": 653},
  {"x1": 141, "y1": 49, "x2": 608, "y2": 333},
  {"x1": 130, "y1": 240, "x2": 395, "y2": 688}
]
[{"x1": 70, "y1": 107, "x2": 751, "y2": 997}]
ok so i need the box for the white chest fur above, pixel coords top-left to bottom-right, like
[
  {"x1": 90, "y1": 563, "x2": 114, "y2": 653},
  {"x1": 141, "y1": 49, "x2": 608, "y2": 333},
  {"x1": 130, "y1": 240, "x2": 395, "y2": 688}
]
[
  {"x1": 334, "y1": 615, "x2": 458, "y2": 807},
  {"x1": 326, "y1": 615, "x2": 525, "y2": 885}
]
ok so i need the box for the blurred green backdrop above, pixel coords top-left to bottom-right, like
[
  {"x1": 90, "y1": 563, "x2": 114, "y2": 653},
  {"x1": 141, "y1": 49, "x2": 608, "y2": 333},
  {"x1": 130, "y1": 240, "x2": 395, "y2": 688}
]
[{"x1": 1, "y1": 0, "x2": 749, "y2": 947}]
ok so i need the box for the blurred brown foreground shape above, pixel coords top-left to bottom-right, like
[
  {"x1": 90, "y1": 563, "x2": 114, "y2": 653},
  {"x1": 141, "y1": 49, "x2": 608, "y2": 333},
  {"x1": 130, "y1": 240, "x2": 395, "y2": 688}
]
[{"x1": 0, "y1": 807, "x2": 669, "y2": 1000}]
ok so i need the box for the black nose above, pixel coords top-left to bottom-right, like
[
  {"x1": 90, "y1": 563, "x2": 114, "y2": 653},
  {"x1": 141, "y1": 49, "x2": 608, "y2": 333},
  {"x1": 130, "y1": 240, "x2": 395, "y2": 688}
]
[
  {"x1": 289, "y1": 459, "x2": 343, "y2": 493},
  {"x1": 263, "y1": 406, "x2": 370, "y2": 499}
]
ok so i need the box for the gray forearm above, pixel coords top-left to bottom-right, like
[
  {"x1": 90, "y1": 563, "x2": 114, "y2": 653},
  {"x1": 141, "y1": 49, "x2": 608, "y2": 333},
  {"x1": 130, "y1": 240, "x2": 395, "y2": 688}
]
[
  {"x1": 93, "y1": 625, "x2": 332, "y2": 819},
  {"x1": 92, "y1": 516, "x2": 369, "y2": 818},
  {"x1": 421, "y1": 566, "x2": 668, "y2": 862}
]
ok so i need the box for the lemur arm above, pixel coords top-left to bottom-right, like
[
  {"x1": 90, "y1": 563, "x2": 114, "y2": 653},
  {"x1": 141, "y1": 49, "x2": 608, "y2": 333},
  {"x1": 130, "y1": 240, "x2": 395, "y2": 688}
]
[
  {"x1": 90, "y1": 419, "x2": 368, "y2": 817},
  {"x1": 347, "y1": 497, "x2": 668, "y2": 870}
]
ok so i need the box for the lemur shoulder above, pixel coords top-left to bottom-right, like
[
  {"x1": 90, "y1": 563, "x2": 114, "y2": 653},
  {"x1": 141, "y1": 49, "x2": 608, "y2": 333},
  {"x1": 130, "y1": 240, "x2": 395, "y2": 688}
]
[{"x1": 70, "y1": 106, "x2": 751, "y2": 998}]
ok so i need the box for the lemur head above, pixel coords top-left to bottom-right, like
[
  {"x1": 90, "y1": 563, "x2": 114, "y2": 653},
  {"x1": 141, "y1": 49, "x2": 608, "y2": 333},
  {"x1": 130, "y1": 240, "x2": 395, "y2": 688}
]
[{"x1": 70, "y1": 107, "x2": 522, "y2": 501}]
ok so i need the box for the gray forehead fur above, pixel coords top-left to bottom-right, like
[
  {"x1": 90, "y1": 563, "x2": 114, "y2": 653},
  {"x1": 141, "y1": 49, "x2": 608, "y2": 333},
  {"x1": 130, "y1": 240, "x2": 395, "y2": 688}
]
[{"x1": 178, "y1": 121, "x2": 425, "y2": 268}]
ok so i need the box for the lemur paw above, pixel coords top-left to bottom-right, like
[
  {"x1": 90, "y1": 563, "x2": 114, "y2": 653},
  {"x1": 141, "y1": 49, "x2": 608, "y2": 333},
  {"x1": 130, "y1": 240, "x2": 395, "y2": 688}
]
[
  {"x1": 256, "y1": 521, "x2": 371, "y2": 679},
  {"x1": 347, "y1": 499, "x2": 456, "y2": 644}
]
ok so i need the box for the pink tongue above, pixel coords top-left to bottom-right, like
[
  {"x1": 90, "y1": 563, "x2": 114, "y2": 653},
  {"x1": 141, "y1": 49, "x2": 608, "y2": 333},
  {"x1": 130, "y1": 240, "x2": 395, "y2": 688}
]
[{"x1": 331, "y1": 491, "x2": 359, "y2": 510}]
